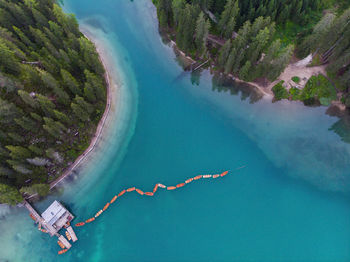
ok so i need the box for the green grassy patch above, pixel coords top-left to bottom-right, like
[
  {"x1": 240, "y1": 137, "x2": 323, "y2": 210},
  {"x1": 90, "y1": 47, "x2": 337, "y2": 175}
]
[
  {"x1": 291, "y1": 76, "x2": 300, "y2": 83},
  {"x1": 272, "y1": 81, "x2": 289, "y2": 100}
]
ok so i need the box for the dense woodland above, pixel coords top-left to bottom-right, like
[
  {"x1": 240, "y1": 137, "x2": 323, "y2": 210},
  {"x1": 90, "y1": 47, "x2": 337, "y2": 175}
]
[
  {"x1": 0, "y1": 0, "x2": 106, "y2": 204},
  {"x1": 154, "y1": 0, "x2": 350, "y2": 106}
]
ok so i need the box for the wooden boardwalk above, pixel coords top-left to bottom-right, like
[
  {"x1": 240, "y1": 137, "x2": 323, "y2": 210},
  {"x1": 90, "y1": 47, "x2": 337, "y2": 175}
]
[{"x1": 23, "y1": 200, "x2": 58, "y2": 237}]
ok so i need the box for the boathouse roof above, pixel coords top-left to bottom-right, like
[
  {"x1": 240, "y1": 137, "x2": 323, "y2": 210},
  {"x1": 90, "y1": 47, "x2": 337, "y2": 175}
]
[{"x1": 41, "y1": 200, "x2": 67, "y2": 226}]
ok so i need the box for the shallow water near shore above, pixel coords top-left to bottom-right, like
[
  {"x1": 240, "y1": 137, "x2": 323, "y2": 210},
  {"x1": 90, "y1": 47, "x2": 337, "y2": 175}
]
[{"x1": 1, "y1": 0, "x2": 350, "y2": 261}]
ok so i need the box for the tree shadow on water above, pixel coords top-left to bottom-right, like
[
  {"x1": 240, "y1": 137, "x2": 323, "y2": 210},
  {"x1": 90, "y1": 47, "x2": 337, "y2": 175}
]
[{"x1": 211, "y1": 73, "x2": 263, "y2": 104}]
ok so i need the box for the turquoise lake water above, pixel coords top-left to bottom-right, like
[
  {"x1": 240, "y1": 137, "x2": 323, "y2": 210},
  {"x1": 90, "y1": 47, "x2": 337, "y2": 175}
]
[{"x1": 1, "y1": 0, "x2": 350, "y2": 261}]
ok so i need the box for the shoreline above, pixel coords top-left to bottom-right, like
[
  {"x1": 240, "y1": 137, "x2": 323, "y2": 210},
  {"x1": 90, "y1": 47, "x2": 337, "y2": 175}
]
[{"x1": 26, "y1": 29, "x2": 115, "y2": 200}]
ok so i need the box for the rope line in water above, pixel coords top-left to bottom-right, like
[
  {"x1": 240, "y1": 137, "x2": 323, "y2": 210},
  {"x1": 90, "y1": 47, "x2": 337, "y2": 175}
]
[{"x1": 74, "y1": 168, "x2": 245, "y2": 227}]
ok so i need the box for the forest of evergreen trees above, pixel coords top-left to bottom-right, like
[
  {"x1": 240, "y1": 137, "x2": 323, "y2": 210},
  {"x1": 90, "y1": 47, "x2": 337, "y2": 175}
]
[
  {"x1": 154, "y1": 0, "x2": 350, "y2": 105},
  {"x1": 0, "y1": 0, "x2": 107, "y2": 204}
]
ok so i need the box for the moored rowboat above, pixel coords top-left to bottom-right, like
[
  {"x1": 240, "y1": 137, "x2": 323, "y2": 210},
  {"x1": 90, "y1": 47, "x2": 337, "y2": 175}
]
[
  {"x1": 136, "y1": 189, "x2": 144, "y2": 195},
  {"x1": 75, "y1": 222, "x2": 85, "y2": 227},
  {"x1": 95, "y1": 210, "x2": 103, "y2": 218},
  {"x1": 110, "y1": 195, "x2": 118, "y2": 203},
  {"x1": 86, "y1": 217, "x2": 95, "y2": 223},
  {"x1": 126, "y1": 187, "x2": 136, "y2": 192},
  {"x1": 220, "y1": 171, "x2": 229, "y2": 177},
  {"x1": 118, "y1": 190, "x2": 126, "y2": 197},
  {"x1": 58, "y1": 249, "x2": 68, "y2": 255},
  {"x1": 102, "y1": 203, "x2": 110, "y2": 211}
]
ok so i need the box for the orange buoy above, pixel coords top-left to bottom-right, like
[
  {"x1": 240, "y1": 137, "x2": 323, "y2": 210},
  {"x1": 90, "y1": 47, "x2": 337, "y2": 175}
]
[
  {"x1": 212, "y1": 174, "x2": 219, "y2": 178},
  {"x1": 58, "y1": 249, "x2": 68, "y2": 255},
  {"x1": 176, "y1": 183, "x2": 185, "y2": 188},
  {"x1": 153, "y1": 184, "x2": 159, "y2": 193},
  {"x1": 203, "y1": 175, "x2": 212, "y2": 178},
  {"x1": 127, "y1": 187, "x2": 136, "y2": 192},
  {"x1": 75, "y1": 222, "x2": 85, "y2": 227},
  {"x1": 95, "y1": 210, "x2": 103, "y2": 218},
  {"x1": 185, "y1": 178, "x2": 193, "y2": 184},
  {"x1": 103, "y1": 203, "x2": 110, "y2": 211},
  {"x1": 194, "y1": 175, "x2": 202, "y2": 180},
  {"x1": 86, "y1": 217, "x2": 95, "y2": 223},
  {"x1": 158, "y1": 184, "x2": 166, "y2": 188},
  {"x1": 110, "y1": 195, "x2": 118, "y2": 204},
  {"x1": 118, "y1": 189, "x2": 126, "y2": 197},
  {"x1": 136, "y1": 189, "x2": 144, "y2": 195},
  {"x1": 145, "y1": 192, "x2": 154, "y2": 196},
  {"x1": 220, "y1": 171, "x2": 229, "y2": 177},
  {"x1": 167, "y1": 186, "x2": 176, "y2": 190}
]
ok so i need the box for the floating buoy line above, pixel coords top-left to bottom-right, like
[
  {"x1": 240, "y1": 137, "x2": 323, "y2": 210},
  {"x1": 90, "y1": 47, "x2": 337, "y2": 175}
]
[{"x1": 56, "y1": 167, "x2": 246, "y2": 254}]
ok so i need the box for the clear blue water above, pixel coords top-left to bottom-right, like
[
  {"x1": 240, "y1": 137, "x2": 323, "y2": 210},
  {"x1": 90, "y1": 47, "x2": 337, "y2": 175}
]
[{"x1": 1, "y1": 0, "x2": 350, "y2": 261}]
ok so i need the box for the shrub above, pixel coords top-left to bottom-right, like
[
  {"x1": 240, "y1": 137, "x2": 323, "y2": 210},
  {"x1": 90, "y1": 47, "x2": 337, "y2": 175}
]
[
  {"x1": 291, "y1": 76, "x2": 300, "y2": 83},
  {"x1": 299, "y1": 74, "x2": 336, "y2": 106},
  {"x1": 272, "y1": 81, "x2": 289, "y2": 100}
]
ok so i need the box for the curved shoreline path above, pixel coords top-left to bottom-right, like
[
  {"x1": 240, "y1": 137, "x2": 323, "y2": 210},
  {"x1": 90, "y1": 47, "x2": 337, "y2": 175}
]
[
  {"x1": 27, "y1": 31, "x2": 114, "y2": 199},
  {"x1": 50, "y1": 33, "x2": 113, "y2": 190}
]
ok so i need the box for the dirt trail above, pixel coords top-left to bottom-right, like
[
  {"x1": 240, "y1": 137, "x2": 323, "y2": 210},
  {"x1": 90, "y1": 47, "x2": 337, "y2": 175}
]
[{"x1": 267, "y1": 55, "x2": 327, "y2": 90}]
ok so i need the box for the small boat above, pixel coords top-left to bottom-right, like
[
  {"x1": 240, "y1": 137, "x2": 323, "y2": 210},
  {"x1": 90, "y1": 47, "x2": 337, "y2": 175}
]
[
  {"x1": 65, "y1": 231, "x2": 72, "y2": 241},
  {"x1": 203, "y1": 175, "x2": 212, "y2": 178},
  {"x1": 86, "y1": 217, "x2": 95, "y2": 223},
  {"x1": 145, "y1": 192, "x2": 154, "y2": 196},
  {"x1": 153, "y1": 184, "x2": 159, "y2": 193},
  {"x1": 185, "y1": 178, "x2": 193, "y2": 184},
  {"x1": 136, "y1": 189, "x2": 144, "y2": 195},
  {"x1": 126, "y1": 187, "x2": 136, "y2": 192},
  {"x1": 176, "y1": 183, "x2": 185, "y2": 188},
  {"x1": 118, "y1": 190, "x2": 126, "y2": 197},
  {"x1": 75, "y1": 222, "x2": 85, "y2": 227},
  {"x1": 29, "y1": 213, "x2": 36, "y2": 221},
  {"x1": 220, "y1": 171, "x2": 229, "y2": 177},
  {"x1": 167, "y1": 186, "x2": 176, "y2": 190},
  {"x1": 212, "y1": 174, "x2": 219, "y2": 178},
  {"x1": 194, "y1": 175, "x2": 202, "y2": 180},
  {"x1": 58, "y1": 249, "x2": 68, "y2": 255},
  {"x1": 95, "y1": 210, "x2": 103, "y2": 218},
  {"x1": 110, "y1": 195, "x2": 118, "y2": 204},
  {"x1": 158, "y1": 184, "x2": 166, "y2": 188},
  {"x1": 57, "y1": 240, "x2": 65, "y2": 249},
  {"x1": 102, "y1": 203, "x2": 110, "y2": 211}
]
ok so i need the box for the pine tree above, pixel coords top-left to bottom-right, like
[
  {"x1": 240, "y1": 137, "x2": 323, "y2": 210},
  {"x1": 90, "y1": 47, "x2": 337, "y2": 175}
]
[
  {"x1": 239, "y1": 61, "x2": 251, "y2": 81},
  {"x1": 18, "y1": 90, "x2": 39, "y2": 108},
  {"x1": 0, "y1": 184, "x2": 23, "y2": 205},
  {"x1": 218, "y1": 40, "x2": 231, "y2": 68},
  {"x1": 218, "y1": 0, "x2": 239, "y2": 38},
  {"x1": 43, "y1": 117, "x2": 67, "y2": 139},
  {"x1": 195, "y1": 12, "x2": 210, "y2": 56}
]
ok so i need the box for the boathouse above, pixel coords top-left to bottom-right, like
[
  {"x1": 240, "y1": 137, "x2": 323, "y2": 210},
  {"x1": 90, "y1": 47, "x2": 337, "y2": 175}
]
[
  {"x1": 24, "y1": 200, "x2": 78, "y2": 249},
  {"x1": 41, "y1": 200, "x2": 74, "y2": 234}
]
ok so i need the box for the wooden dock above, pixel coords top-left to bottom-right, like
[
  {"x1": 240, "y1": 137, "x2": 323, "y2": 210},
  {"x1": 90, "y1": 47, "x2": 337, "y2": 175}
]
[
  {"x1": 24, "y1": 200, "x2": 58, "y2": 237},
  {"x1": 67, "y1": 226, "x2": 78, "y2": 242},
  {"x1": 58, "y1": 235, "x2": 72, "y2": 249}
]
